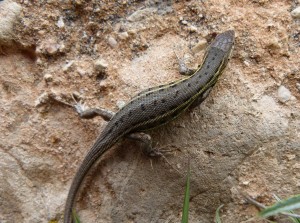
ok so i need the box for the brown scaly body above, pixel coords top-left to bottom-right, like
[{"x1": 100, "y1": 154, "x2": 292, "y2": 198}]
[{"x1": 64, "y1": 30, "x2": 235, "y2": 223}]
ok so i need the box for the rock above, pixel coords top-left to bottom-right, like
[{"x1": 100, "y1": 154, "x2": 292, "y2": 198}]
[
  {"x1": 59, "y1": 42, "x2": 65, "y2": 52},
  {"x1": 44, "y1": 74, "x2": 53, "y2": 82},
  {"x1": 116, "y1": 100, "x2": 126, "y2": 109},
  {"x1": 94, "y1": 58, "x2": 108, "y2": 73},
  {"x1": 57, "y1": 17, "x2": 64, "y2": 28},
  {"x1": 77, "y1": 67, "x2": 87, "y2": 76},
  {"x1": 73, "y1": 0, "x2": 83, "y2": 5},
  {"x1": 181, "y1": 20, "x2": 188, "y2": 25},
  {"x1": 277, "y1": 85, "x2": 292, "y2": 103},
  {"x1": 188, "y1": 25, "x2": 198, "y2": 32},
  {"x1": 72, "y1": 91, "x2": 81, "y2": 100},
  {"x1": 243, "y1": 60, "x2": 251, "y2": 67},
  {"x1": 108, "y1": 36, "x2": 117, "y2": 48},
  {"x1": 118, "y1": 31, "x2": 129, "y2": 40},
  {"x1": 44, "y1": 42, "x2": 60, "y2": 55},
  {"x1": 37, "y1": 39, "x2": 64, "y2": 55},
  {"x1": 127, "y1": 8, "x2": 155, "y2": 22},
  {"x1": 266, "y1": 37, "x2": 281, "y2": 50},
  {"x1": 296, "y1": 83, "x2": 300, "y2": 91},
  {"x1": 0, "y1": 0, "x2": 22, "y2": 46},
  {"x1": 62, "y1": 60, "x2": 74, "y2": 72},
  {"x1": 286, "y1": 154, "x2": 296, "y2": 160},
  {"x1": 291, "y1": 7, "x2": 300, "y2": 18}
]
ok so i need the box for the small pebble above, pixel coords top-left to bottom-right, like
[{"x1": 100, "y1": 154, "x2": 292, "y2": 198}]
[
  {"x1": 77, "y1": 67, "x2": 87, "y2": 76},
  {"x1": 45, "y1": 42, "x2": 59, "y2": 55},
  {"x1": 37, "y1": 30, "x2": 46, "y2": 35},
  {"x1": 188, "y1": 25, "x2": 198, "y2": 32},
  {"x1": 72, "y1": 91, "x2": 81, "y2": 100},
  {"x1": 296, "y1": 83, "x2": 300, "y2": 91},
  {"x1": 0, "y1": 1, "x2": 22, "y2": 45},
  {"x1": 57, "y1": 17, "x2": 64, "y2": 28},
  {"x1": 118, "y1": 31, "x2": 129, "y2": 40},
  {"x1": 94, "y1": 58, "x2": 108, "y2": 72},
  {"x1": 286, "y1": 154, "x2": 296, "y2": 160},
  {"x1": 266, "y1": 37, "x2": 281, "y2": 49},
  {"x1": 44, "y1": 74, "x2": 53, "y2": 82},
  {"x1": 242, "y1": 181, "x2": 250, "y2": 185},
  {"x1": 291, "y1": 7, "x2": 300, "y2": 18},
  {"x1": 36, "y1": 58, "x2": 43, "y2": 65},
  {"x1": 74, "y1": 0, "x2": 83, "y2": 5},
  {"x1": 59, "y1": 43, "x2": 65, "y2": 52},
  {"x1": 108, "y1": 36, "x2": 118, "y2": 48},
  {"x1": 243, "y1": 60, "x2": 250, "y2": 67},
  {"x1": 99, "y1": 80, "x2": 108, "y2": 88},
  {"x1": 293, "y1": 163, "x2": 300, "y2": 169},
  {"x1": 62, "y1": 61, "x2": 74, "y2": 72},
  {"x1": 116, "y1": 100, "x2": 126, "y2": 109},
  {"x1": 127, "y1": 8, "x2": 154, "y2": 22},
  {"x1": 278, "y1": 85, "x2": 292, "y2": 103},
  {"x1": 181, "y1": 20, "x2": 188, "y2": 25}
]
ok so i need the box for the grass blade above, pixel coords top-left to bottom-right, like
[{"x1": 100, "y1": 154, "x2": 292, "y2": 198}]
[
  {"x1": 181, "y1": 163, "x2": 191, "y2": 223},
  {"x1": 72, "y1": 209, "x2": 81, "y2": 223},
  {"x1": 215, "y1": 204, "x2": 224, "y2": 223},
  {"x1": 259, "y1": 194, "x2": 300, "y2": 218},
  {"x1": 272, "y1": 194, "x2": 300, "y2": 223}
]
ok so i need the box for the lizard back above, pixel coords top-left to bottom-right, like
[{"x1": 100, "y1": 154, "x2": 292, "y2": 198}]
[{"x1": 64, "y1": 30, "x2": 235, "y2": 223}]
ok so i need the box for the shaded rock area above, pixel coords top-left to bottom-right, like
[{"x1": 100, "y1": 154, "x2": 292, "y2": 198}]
[{"x1": 0, "y1": 0, "x2": 299, "y2": 222}]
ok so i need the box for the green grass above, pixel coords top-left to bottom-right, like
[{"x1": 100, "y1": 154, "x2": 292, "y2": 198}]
[
  {"x1": 259, "y1": 194, "x2": 300, "y2": 222},
  {"x1": 72, "y1": 209, "x2": 81, "y2": 223},
  {"x1": 179, "y1": 163, "x2": 225, "y2": 223},
  {"x1": 181, "y1": 163, "x2": 191, "y2": 223},
  {"x1": 272, "y1": 194, "x2": 300, "y2": 223},
  {"x1": 215, "y1": 204, "x2": 224, "y2": 223},
  {"x1": 210, "y1": 193, "x2": 300, "y2": 223},
  {"x1": 70, "y1": 168, "x2": 300, "y2": 223}
]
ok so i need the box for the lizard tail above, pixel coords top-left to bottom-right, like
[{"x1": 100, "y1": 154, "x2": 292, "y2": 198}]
[{"x1": 63, "y1": 136, "x2": 117, "y2": 223}]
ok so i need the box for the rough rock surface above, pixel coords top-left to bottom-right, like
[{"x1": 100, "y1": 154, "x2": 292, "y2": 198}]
[{"x1": 0, "y1": 0, "x2": 300, "y2": 223}]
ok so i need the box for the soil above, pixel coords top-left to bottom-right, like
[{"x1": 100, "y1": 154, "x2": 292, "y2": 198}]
[{"x1": 0, "y1": 0, "x2": 300, "y2": 222}]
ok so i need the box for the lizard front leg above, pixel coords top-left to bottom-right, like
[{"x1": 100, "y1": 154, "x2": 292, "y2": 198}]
[
  {"x1": 74, "y1": 102, "x2": 115, "y2": 121},
  {"x1": 73, "y1": 102, "x2": 165, "y2": 156},
  {"x1": 174, "y1": 50, "x2": 198, "y2": 76}
]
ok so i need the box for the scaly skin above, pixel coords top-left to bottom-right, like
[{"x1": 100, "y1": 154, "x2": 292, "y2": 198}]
[{"x1": 64, "y1": 30, "x2": 235, "y2": 223}]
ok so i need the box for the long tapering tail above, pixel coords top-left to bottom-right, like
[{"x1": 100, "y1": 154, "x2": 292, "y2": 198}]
[{"x1": 64, "y1": 135, "x2": 118, "y2": 223}]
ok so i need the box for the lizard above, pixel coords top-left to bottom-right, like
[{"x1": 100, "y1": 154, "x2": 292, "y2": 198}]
[{"x1": 64, "y1": 30, "x2": 235, "y2": 223}]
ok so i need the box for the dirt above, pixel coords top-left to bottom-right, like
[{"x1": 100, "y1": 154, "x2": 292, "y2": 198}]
[{"x1": 0, "y1": 0, "x2": 300, "y2": 222}]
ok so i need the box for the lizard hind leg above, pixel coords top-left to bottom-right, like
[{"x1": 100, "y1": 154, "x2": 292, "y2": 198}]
[
  {"x1": 127, "y1": 132, "x2": 182, "y2": 174},
  {"x1": 127, "y1": 132, "x2": 161, "y2": 157},
  {"x1": 127, "y1": 132, "x2": 173, "y2": 157}
]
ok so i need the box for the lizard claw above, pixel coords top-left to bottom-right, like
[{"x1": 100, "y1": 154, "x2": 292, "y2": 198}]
[
  {"x1": 74, "y1": 102, "x2": 89, "y2": 116},
  {"x1": 71, "y1": 94, "x2": 89, "y2": 116}
]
